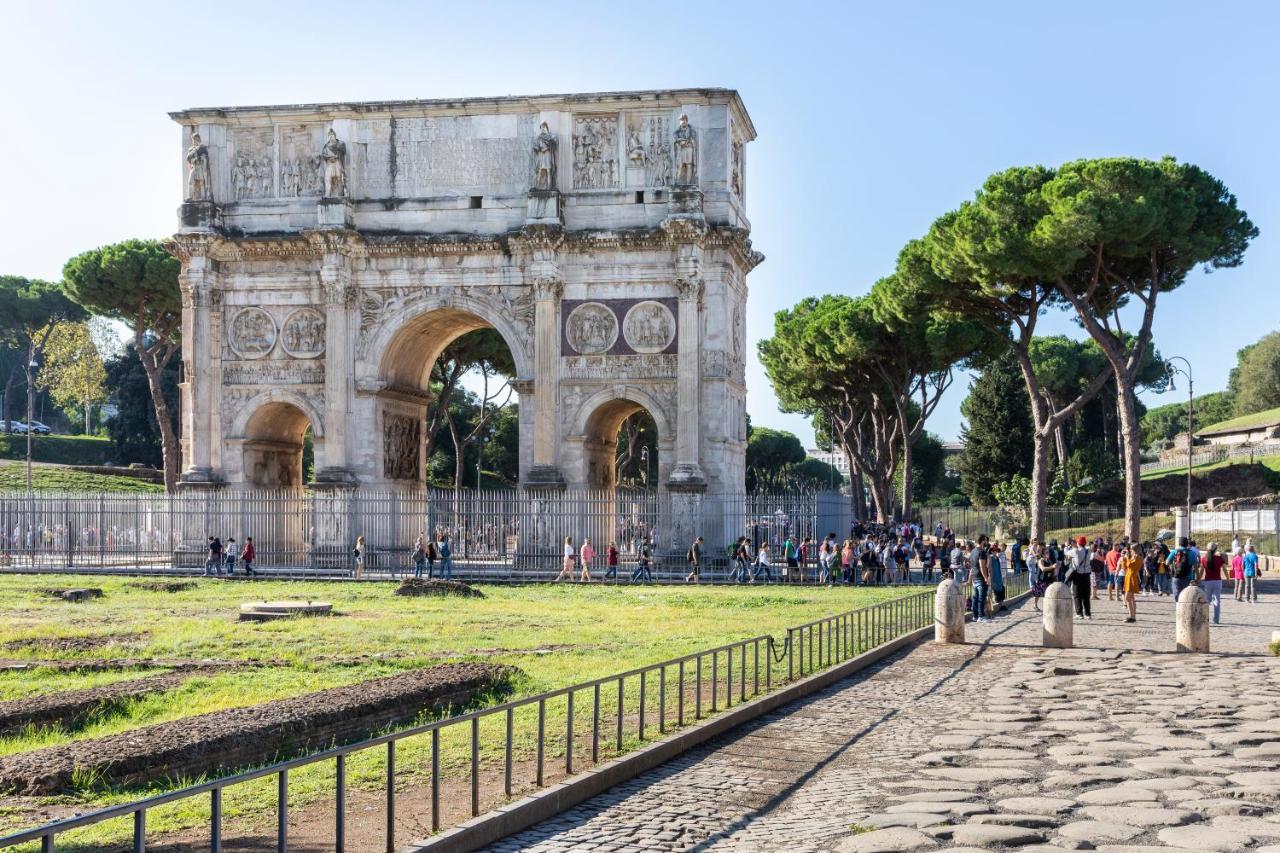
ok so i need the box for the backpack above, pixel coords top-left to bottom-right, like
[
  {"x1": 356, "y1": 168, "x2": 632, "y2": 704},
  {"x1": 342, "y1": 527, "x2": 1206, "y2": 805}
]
[
  {"x1": 727, "y1": 543, "x2": 738, "y2": 559},
  {"x1": 1172, "y1": 549, "x2": 1194, "y2": 581}
]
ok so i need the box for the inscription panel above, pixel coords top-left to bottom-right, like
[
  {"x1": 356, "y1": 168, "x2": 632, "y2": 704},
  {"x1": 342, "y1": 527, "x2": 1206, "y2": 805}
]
[
  {"x1": 395, "y1": 115, "x2": 534, "y2": 197},
  {"x1": 224, "y1": 361, "x2": 325, "y2": 385},
  {"x1": 561, "y1": 353, "x2": 678, "y2": 379},
  {"x1": 351, "y1": 120, "x2": 392, "y2": 199}
]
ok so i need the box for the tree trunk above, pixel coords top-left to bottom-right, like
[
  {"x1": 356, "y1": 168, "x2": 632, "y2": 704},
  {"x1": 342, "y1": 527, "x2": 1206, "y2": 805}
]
[
  {"x1": 448, "y1": 413, "x2": 464, "y2": 491},
  {"x1": 137, "y1": 340, "x2": 180, "y2": 492},
  {"x1": 867, "y1": 477, "x2": 893, "y2": 524},
  {"x1": 84, "y1": 401, "x2": 91, "y2": 435},
  {"x1": 900, "y1": 435, "x2": 914, "y2": 523},
  {"x1": 1030, "y1": 430, "x2": 1051, "y2": 544},
  {"x1": 1116, "y1": 384, "x2": 1144, "y2": 543},
  {"x1": 2, "y1": 367, "x2": 17, "y2": 435}
]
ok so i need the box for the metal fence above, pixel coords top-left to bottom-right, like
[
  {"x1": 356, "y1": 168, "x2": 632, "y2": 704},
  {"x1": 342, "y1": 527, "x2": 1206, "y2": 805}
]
[
  {"x1": 1191, "y1": 505, "x2": 1280, "y2": 556},
  {"x1": 0, "y1": 489, "x2": 855, "y2": 580},
  {"x1": 1140, "y1": 440, "x2": 1280, "y2": 474},
  {"x1": 0, "y1": 576, "x2": 1027, "y2": 852},
  {"x1": 914, "y1": 505, "x2": 1151, "y2": 542}
]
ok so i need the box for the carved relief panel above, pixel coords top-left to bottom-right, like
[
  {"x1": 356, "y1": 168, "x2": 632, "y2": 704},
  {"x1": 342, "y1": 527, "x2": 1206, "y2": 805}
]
[
  {"x1": 228, "y1": 307, "x2": 277, "y2": 359},
  {"x1": 229, "y1": 128, "x2": 275, "y2": 200},
  {"x1": 279, "y1": 125, "x2": 324, "y2": 198},
  {"x1": 622, "y1": 301, "x2": 676, "y2": 354},
  {"x1": 565, "y1": 303, "x2": 618, "y2": 355},
  {"x1": 624, "y1": 114, "x2": 672, "y2": 188},
  {"x1": 383, "y1": 413, "x2": 421, "y2": 481},
  {"x1": 559, "y1": 298, "x2": 678, "y2": 356},
  {"x1": 572, "y1": 115, "x2": 619, "y2": 190},
  {"x1": 281, "y1": 308, "x2": 326, "y2": 359}
]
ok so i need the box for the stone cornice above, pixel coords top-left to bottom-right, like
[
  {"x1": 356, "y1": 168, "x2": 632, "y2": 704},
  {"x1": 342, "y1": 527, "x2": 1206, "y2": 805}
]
[{"x1": 173, "y1": 225, "x2": 763, "y2": 271}]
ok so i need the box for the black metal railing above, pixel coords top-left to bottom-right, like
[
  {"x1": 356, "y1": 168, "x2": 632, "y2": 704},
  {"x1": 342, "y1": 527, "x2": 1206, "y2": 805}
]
[{"x1": 0, "y1": 580, "x2": 1028, "y2": 852}]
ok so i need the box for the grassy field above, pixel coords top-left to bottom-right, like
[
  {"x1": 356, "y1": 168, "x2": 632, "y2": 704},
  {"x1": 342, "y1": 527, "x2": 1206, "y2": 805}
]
[
  {"x1": 0, "y1": 575, "x2": 910, "y2": 849},
  {"x1": 0, "y1": 435, "x2": 113, "y2": 466},
  {"x1": 1045, "y1": 513, "x2": 1175, "y2": 545},
  {"x1": 0, "y1": 462, "x2": 164, "y2": 493}
]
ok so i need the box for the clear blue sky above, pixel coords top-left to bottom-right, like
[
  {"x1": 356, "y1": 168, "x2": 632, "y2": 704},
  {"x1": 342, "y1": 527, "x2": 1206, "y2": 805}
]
[{"x1": 2, "y1": 1, "x2": 1276, "y2": 442}]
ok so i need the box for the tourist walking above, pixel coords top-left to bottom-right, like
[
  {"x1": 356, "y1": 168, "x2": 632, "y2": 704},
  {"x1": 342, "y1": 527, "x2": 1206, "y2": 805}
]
[
  {"x1": 1231, "y1": 548, "x2": 1245, "y2": 601},
  {"x1": 605, "y1": 541, "x2": 619, "y2": 580},
  {"x1": 753, "y1": 541, "x2": 773, "y2": 583},
  {"x1": 989, "y1": 542, "x2": 1006, "y2": 612},
  {"x1": 1200, "y1": 542, "x2": 1226, "y2": 624},
  {"x1": 631, "y1": 539, "x2": 653, "y2": 583},
  {"x1": 580, "y1": 538, "x2": 595, "y2": 582},
  {"x1": 783, "y1": 536, "x2": 800, "y2": 583},
  {"x1": 1120, "y1": 543, "x2": 1142, "y2": 622},
  {"x1": 1065, "y1": 536, "x2": 1092, "y2": 619},
  {"x1": 242, "y1": 537, "x2": 255, "y2": 575},
  {"x1": 971, "y1": 537, "x2": 991, "y2": 623},
  {"x1": 1243, "y1": 544, "x2": 1260, "y2": 603},
  {"x1": 438, "y1": 533, "x2": 453, "y2": 580},
  {"x1": 204, "y1": 535, "x2": 222, "y2": 577},
  {"x1": 686, "y1": 536, "x2": 703, "y2": 583},
  {"x1": 1105, "y1": 542, "x2": 1122, "y2": 602},
  {"x1": 731, "y1": 537, "x2": 751, "y2": 583},
  {"x1": 412, "y1": 534, "x2": 428, "y2": 579},
  {"x1": 1167, "y1": 537, "x2": 1196, "y2": 600},
  {"x1": 557, "y1": 536, "x2": 576, "y2": 581},
  {"x1": 949, "y1": 539, "x2": 966, "y2": 582},
  {"x1": 353, "y1": 535, "x2": 365, "y2": 579},
  {"x1": 225, "y1": 538, "x2": 239, "y2": 575}
]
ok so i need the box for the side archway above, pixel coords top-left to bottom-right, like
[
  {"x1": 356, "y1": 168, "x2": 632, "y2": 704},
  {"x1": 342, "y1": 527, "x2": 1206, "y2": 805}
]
[
  {"x1": 230, "y1": 391, "x2": 323, "y2": 488},
  {"x1": 566, "y1": 386, "x2": 675, "y2": 490}
]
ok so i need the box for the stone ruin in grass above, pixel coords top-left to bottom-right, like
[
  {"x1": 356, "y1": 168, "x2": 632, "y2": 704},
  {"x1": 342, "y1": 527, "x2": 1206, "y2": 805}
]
[{"x1": 395, "y1": 578, "x2": 483, "y2": 598}]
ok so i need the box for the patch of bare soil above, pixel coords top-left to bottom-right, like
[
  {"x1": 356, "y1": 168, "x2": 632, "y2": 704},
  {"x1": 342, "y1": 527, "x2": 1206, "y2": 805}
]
[
  {"x1": 0, "y1": 663, "x2": 513, "y2": 796},
  {"x1": 38, "y1": 587, "x2": 103, "y2": 602},
  {"x1": 395, "y1": 578, "x2": 484, "y2": 597},
  {"x1": 3, "y1": 632, "x2": 149, "y2": 654},
  {"x1": 130, "y1": 580, "x2": 198, "y2": 593}
]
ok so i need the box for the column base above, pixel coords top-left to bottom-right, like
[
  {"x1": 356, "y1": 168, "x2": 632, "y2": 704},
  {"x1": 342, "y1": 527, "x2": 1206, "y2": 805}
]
[
  {"x1": 523, "y1": 465, "x2": 566, "y2": 491},
  {"x1": 318, "y1": 198, "x2": 354, "y2": 228},
  {"x1": 310, "y1": 467, "x2": 359, "y2": 488},
  {"x1": 178, "y1": 201, "x2": 221, "y2": 230},
  {"x1": 665, "y1": 463, "x2": 707, "y2": 493},
  {"x1": 177, "y1": 468, "x2": 223, "y2": 489}
]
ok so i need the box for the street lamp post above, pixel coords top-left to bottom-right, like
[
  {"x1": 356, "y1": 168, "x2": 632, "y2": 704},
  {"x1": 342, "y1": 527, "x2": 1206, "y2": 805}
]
[
  {"x1": 25, "y1": 350, "x2": 37, "y2": 494},
  {"x1": 1165, "y1": 357, "x2": 1194, "y2": 527}
]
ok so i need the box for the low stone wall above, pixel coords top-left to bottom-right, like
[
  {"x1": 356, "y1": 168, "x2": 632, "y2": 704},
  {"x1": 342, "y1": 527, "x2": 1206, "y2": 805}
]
[
  {"x1": 0, "y1": 662, "x2": 509, "y2": 795},
  {"x1": 0, "y1": 671, "x2": 190, "y2": 735}
]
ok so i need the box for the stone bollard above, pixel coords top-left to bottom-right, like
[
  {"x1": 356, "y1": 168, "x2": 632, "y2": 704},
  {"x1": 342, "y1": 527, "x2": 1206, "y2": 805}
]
[
  {"x1": 1176, "y1": 585, "x2": 1211, "y2": 653},
  {"x1": 934, "y1": 578, "x2": 966, "y2": 643},
  {"x1": 1042, "y1": 582, "x2": 1074, "y2": 648}
]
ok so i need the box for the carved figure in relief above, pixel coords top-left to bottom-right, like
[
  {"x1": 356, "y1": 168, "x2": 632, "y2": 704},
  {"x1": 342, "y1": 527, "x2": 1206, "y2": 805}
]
[
  {"x1": 627, "y1": 128, "x2": 646, "y2": 166},
  {"x1": 320, "y1": 129, "x2": 347, "y2": 198},
  {"x1": 623, "y1": 302, "x2": 675, "y2": 354},
  {"x1": 229, "y1": 308, "x2": 277, "y2": 358},
  {"x1": 281, "y1": 308, "x2": 326, "y2": 358},
  {"x1": 673, "y1": 114, "x2": 697, "y2": 186},
  {"x1": 256, "y1": 157, "x2": 273, "y2": 197},
  {"x1": 572, "y1": 116, "x2": 618, "y2": 190},
  {"x1": 185, "y1": 131, "x2": 211, "y2": 201},
  {"x1": 383, "y1": 414, "x2": 421, "y2": 481},
  {"x1": 232, "y1": 157, "x2": 249, "y2": 200},
  {"x1": 566, "y1": 303, "x2": 618, "y2": 355},
  {"x1": 532, "y1": 121, "x2": 557, "y2": 191},
  {"x1": 731, "y1": 140, "x2": 744, "y2": 197}
]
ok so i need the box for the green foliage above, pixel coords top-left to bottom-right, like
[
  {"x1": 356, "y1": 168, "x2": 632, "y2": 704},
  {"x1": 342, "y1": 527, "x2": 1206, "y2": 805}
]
[
  {"x1": 614, "y1": 409, "x2": 658, "y2": 488},
  {"x1": 893, "y1": 431, "x2": 946, "y2": 504},
  {"x1": 1141, "y1": 390, "x2": 1235, "y2": 446},
  {"x1": 957, "y1": 351, "x2": 1035, "y2": 504},
  {"x1": 1228, "y1": 331, "x2": 1280, "y2": 417},
  {"x1": 484, "y1": 405, "x2": 521, "y2": 485},
  {"x1": 1067, "y1": 440, "x2": 1120, "y2": 488},
  {"x1": 790, "y1": 457, "x2": 844, "y2": 491},
  {"x1": 746, "y1": 427, "x2": 807, "y2": 491},
  {"x1": 0, "y1": 434, "x2": 112, "y2": 465},
  {"x1": 60, "y1": 240, "x2": 181, "y2": 335},
  {"x1": 104, "y1": 347, "x2": 179, "y2": 468}
]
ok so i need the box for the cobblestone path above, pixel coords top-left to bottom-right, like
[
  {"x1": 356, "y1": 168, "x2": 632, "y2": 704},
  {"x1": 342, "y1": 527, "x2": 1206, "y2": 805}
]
[{"x1": 487, "y1": 581, "x2": 1280, "y2": 852}]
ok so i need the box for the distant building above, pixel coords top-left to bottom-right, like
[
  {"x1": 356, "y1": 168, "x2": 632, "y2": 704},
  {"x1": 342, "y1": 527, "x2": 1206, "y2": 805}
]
[
  {"x1": 1195, "y1": 406, "x2": 1280, "y2": 447},
  {"x1": 805, "y1": 448, "x2": 850, "y2": 476}
]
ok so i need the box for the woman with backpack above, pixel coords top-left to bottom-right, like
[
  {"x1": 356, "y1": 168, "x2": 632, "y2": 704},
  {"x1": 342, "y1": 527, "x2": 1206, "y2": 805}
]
[
  {"x1": 1167, "y1": 538, "x2": 1196, "y2": 600},
  {"x1": 412, "y1": 534, "x2": 428, "y2": 579}
]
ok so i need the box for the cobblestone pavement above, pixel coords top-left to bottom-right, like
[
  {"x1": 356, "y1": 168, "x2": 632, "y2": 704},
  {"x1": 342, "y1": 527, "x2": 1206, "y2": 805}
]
[{"x1": 486, "y1": 580, "x2": 1280, "y2": 852}]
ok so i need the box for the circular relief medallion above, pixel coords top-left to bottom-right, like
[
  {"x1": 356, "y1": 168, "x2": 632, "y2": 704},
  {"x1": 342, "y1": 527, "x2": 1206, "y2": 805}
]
[
  {"x1": 622, "y1": 301, "x2": 676, "y2": 354},
  {"x1": 566, "y1": 302, "x2": 619, "y2": 355},
  {"x1": 228, "y1": 307, "x2": 277, "y2": 359},
  {"x1": 280, "y1": 307, "x2": 327, "y2": 358}
]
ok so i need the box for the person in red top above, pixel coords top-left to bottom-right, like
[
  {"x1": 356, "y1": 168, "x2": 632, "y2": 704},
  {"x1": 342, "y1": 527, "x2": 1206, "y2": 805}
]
[
  {"x1": 1105, "y1": 542, "x2": 1122, "y2": 602},
  {"x1": 1199, "y1": 542, "x2": 1226, "y2": 624},
  {"x1": 241, "y1": 537, "x2": 256, "y2": 576}
]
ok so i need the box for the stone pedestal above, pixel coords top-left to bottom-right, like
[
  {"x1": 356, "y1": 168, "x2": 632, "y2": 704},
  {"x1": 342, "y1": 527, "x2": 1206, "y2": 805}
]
[
  {"x1": 318, "y1": 198, "x2": 353, "y2": 228},
  {"x1": 1173, "y1": 506, "x2": 1189, "y2": 543},
  {"x1": 1042, "y1": 582, "x2": 1074, "y2": 648},
  {"x1": 178, "y1": 200, "x2": 221, "y2": 230},
  {"x1": 934, "y1": 579, "x2": 965, "y2": 643},
  {"x1": 667, "y1": 187, "x2": 704, "y2": 217},
  {"x1": 172, "y1": 479, "x2": 225, "y2": 568},
  {"x1": 307, "y1": 481, "x2": 356, "y2": 570},
  {"x1": 526, "y1": 190, "x2": 561, "y2": 224},
  {"x1": 1176, "y1": 585, "x2": 1210, "y2": 653}
]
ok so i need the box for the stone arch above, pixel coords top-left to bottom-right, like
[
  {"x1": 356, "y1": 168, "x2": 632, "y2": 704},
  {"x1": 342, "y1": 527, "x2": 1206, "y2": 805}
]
[
  {"x1": 364, "y1": 291, "x2": 534, "y2": 389},
  {"x1": 232, "y1": 392, "x2": 323, "y2": 488},
  {"x1": 568, "y1": 386, "x2": 675, "y2": 490}
]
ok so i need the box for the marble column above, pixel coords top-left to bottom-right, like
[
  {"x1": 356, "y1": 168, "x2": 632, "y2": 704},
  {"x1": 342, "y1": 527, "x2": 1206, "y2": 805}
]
[
  {"x1": 668, "y1": 275, "x2": 706, "y2": 490},
  {"x1": 178, "y1": 249, "x2": 219, "y2": 484},
  {"x1": 313, "y1": 242, "x2": 357, "y2": 485},
  {"x1": 525, "y1": 277, "x2": 564, "y2": 489}
]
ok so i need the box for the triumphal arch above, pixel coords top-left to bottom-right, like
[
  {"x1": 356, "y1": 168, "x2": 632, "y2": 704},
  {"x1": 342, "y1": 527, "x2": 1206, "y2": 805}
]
[{"x1": 168, "y1": 89, "x2": 760, "y2": 505}]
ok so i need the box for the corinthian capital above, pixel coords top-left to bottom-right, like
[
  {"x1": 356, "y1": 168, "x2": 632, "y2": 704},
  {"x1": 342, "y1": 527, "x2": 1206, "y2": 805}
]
[
  {"x1": 533, "y1": 278, "x2": 564, "y2": 301},
  {"x1": 676, "y1": 277, "x2": 704, "y2": 305}
]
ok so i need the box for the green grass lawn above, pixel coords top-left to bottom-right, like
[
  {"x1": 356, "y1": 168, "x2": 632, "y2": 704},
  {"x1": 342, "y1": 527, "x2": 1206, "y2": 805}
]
[
  {"x1": 0, "y1": 435, "x2": 113, "y2": 466},
  {"x1": 0, "y1": 575, "x2": 911, "y2": 849},
  {"x1": 0, "y1": 463, "x2": 164, "y2": 493},
  {"x1": 1141, "y1": 454, "x2": 1280, "y2": 480}
]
